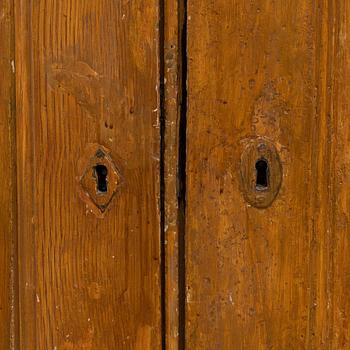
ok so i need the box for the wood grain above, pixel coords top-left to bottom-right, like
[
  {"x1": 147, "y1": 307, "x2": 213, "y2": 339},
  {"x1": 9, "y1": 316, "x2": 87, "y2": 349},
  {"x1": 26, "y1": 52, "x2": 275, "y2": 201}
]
[
  {"x1": 15, "y1": 0, "x2": 161, "y2": 349},
  {"x1": 6, "y1": 0, "x2": 350, "y2": 348},
  {"x1": 329, "y1": 2, "x2": 350, "y2": 348},
  {"x1": 186, "y1": 1, "x2": 350, "y2": 348},
  {"x1": 0, "y1": 0, "x2": 18, "y2": 348},
  {"x1": 163, "y1": 0, "x2": 183, "y2": 347}
]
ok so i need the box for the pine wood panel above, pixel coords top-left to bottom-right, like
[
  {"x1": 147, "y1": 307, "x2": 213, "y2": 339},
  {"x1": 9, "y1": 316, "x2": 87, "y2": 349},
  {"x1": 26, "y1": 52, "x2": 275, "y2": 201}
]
[
  {"x1": 15, "y1": 0, "x2": 161, "y2": 349},
  {"x1": 0, "y1": 0, "x2": 17, "y2": 348},
  {"x1": 186, "y1": 1, "x2": 350, "y2": 348}
]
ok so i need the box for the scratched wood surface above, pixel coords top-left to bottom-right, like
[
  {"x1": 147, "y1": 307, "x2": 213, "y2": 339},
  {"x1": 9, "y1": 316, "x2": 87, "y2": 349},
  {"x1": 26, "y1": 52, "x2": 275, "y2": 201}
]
[
  {"x1": 186, "y1": 1, "x2": 350, "y2": 349},
  {"x1": 0, "y1": 0, "x2": 17, "y2": 348},
  {"x1": 4, "y1": 0, "x2": 350, "y2": 348},
  {"x1": 15, "y1": 0, "x2": 161, "y2": 349},
  {"x1": 163, "y1": 0, "x2": 183, "y2": 347}
]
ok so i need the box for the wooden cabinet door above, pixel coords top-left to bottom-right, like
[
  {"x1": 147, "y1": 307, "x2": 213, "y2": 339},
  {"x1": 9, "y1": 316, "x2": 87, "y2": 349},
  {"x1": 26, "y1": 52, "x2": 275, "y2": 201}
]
[
  {"x1": 186, "y1": 1, "x2": 350, "y2": 349},
  {"x1": 2, "y1": 0, "x2": 350, "y2": 349},
  {"x1": 1, "y1": 0, "x2": 162, "y2": 349}
]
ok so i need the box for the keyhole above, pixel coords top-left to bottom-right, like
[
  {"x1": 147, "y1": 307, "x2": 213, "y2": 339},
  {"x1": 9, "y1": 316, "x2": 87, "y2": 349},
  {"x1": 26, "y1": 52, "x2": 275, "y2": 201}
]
[
  {"x1": 94, "y1": 165, "x2": 108, "y2": 193},
  {"x1": 255, "y1": 159, "x2": 269, "y2": 191}
]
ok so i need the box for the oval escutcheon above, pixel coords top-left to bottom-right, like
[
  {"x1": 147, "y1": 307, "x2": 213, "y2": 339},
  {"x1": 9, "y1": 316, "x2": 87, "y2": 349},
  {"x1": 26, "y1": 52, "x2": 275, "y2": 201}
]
[{"x1": 240, "y1": 137, "x2": 282, "y2": 209}]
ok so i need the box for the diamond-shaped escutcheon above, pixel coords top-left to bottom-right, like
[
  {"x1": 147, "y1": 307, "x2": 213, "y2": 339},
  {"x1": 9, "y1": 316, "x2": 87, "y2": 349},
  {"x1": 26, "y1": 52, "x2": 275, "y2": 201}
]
[{"x1": 78, "y1": 144, "x2": 122, "y2": 217}]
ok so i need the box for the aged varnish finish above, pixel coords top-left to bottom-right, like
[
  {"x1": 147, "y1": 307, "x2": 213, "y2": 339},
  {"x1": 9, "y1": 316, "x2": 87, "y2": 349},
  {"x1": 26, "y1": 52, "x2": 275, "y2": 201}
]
[
  {"x1": 1, "y1": 0, "x2": 350, "y2": 349},
  {"x1": 14, "y1": 0, "x2": 161, "y2": 349},
  {"x1": 0, "y1": 0, "x2": 17, "y2": 348},
  {"x1": 186, "y1": 1, "x2": 350, "y2": 349}
]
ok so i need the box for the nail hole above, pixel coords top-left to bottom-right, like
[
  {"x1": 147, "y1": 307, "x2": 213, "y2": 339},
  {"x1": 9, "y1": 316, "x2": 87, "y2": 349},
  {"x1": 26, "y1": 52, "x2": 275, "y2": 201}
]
[
  {"x1": 94, "y1": 164, "x2": 108, "y2": 193},
  {"x1": 255, "y1": 158, "x2": 269, "y2": 191},
  {"x1": 104, "y1": 122, "x2": 114, "y2": 129}
]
